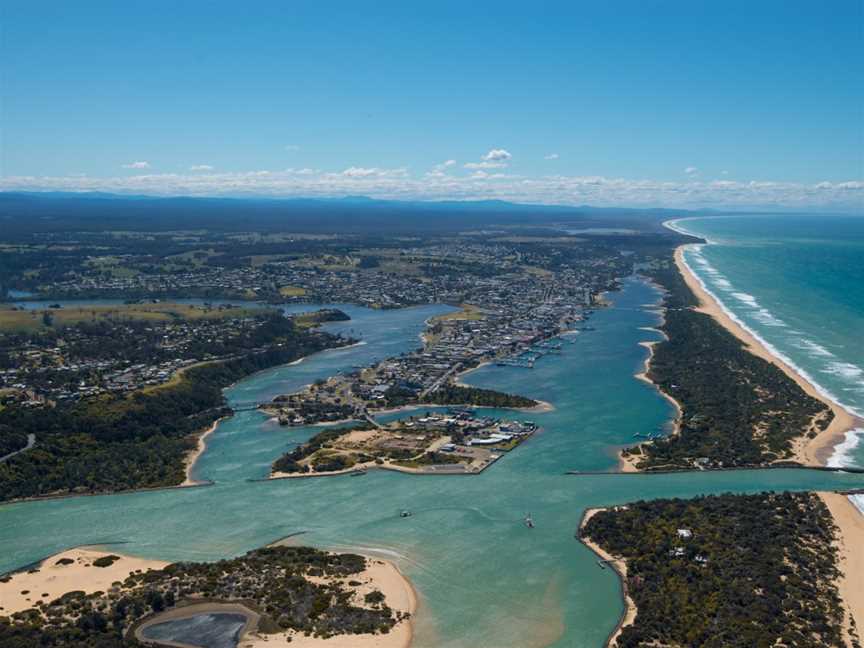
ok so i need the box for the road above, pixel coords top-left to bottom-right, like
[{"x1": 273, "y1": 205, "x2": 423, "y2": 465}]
[{"x1": 0, "y1": 433, "x2": 36, "y2": 463}]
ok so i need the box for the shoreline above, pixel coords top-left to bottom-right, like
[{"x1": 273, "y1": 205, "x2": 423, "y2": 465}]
[
  {"x1": 818, "y1": 492, "x2": 864, "y2": 645},
  {"x1": 673, "y1": 243, "x2": 864, "y2": 467},
  {"x1": 243, "y1": 556, "x2": 415, "y2": 648},
  {"x1": 578, "y1": 508, "x2": 636, "y2": 647},
  {"x1": 0, "y1": 340, "x2": 363, "y2": 508},
  {"x1": 2, "y1": 546, "x2": 417, "y2": 648},
  {"x1": 182, "y1": 416, "x2": 227, "y2": 486}
]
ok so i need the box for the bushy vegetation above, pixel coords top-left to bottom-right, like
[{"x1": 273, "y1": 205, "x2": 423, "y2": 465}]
[
  {"x1": 272, "y1": 423, "x2": 374, "y2": 474},
  {"x1": 626, "y1": 261, "x2": 830, "y2": 469},
  {"x1": 0, "y1": 319, "x2": 351, "y2": 501},
  {"x1": 582, "y1": 492, "x2": 852, "y2": 648},
  {"x1": 425, "y1": 384, "x2": 537, "y2": 409},
  {"x1": 0, "y1": 546, "x2": 408, "y2": 647}
]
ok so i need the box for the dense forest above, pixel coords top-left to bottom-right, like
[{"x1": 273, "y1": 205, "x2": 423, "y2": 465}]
[
  {"x1": 581, "y1": 492, "x2": 855, "y2": 648},
  {"x1": 0, "y1": 546, "x2": 406, "y2": 648},
  {"x1": 623, "y1": 259, "x2": 830, "y2": 469},
  {"x1": 0, "y1": 321, "x2": 351, "y2": 501}
]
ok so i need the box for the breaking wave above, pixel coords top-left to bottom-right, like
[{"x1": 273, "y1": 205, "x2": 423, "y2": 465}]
[{"x1": 666, "y1": 219, "x2": 864, "y2": 470}]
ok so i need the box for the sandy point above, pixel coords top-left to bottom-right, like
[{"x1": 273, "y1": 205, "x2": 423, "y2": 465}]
[
  {"x1": 242, "y1": 556, "x2": 417, "y2": 648},
  {"x1": 0, "y1": 548, "x2": 168, "y2": 616},
  {"x1": 673, "y1": 245, "x2": 864, "y2": 467}
]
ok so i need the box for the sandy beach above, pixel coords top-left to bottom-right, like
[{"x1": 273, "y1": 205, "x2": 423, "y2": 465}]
[
  {"x1": 0, "y1": 548, "x2": 168, "y2": 615},
  {"x1": 579, "y1": 508, "x2": 636, "y2": 647},
  {"x1": 673, "y1": 245, "x2": 864, "y2": 466},
  {"x1": 242, "y1": 557, "x2": 416, "y2": 648},
  {"x1": 182, "y1": 417, "x2": 226, "y2": 486},
  {"x1": 818, "y1": 492, "x2": 864, "y2": 645},
  {"x1": 619, "y1": 332, "x2": 683, "y2": 473},
  {"x1": 2, "y1": 547, "x2": 415, "y2": 648}
]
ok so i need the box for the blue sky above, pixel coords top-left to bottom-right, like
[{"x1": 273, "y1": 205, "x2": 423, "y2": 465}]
[{"x1": 1, "y1": 0, "x2": 862, "y2": 209}]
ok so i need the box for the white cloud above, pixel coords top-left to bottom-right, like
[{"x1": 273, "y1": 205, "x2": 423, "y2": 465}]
[
  {"x1": 428, "y1": 160, "x2": 457, "y2": 176},
  {"x1": 121, "y1": 161, "x2": 151, "y2": 170},
  {"x1": 483, "y1": 149, "x2": 512, "y2": 162},
  {"x1": 2, "y1": 169, "x2": 861, "y2": 211},
  {"x1": 721, "y1": 170, "x2": 729, "y2": 175},
  {"x1": 189, "y1": 165, "x2": 214, "y2": 171},
  {"x1": 340, "y1": 167, "x2": 407, "y2": 178},
  {"x1": 464, "y1": 161, "x2": 507, "y2": 169},
  {"x1": 684, "y1": 166, "x2": 699, "y2": 176},
  {"x1": 285, "y1": 144, "x2": 301, "y2": 151},
  {"x1": 545, "y1": 153, "x2": 559, "y2": 160}
]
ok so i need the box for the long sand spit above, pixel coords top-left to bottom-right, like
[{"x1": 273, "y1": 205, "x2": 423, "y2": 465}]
[
  {"x1": 673, "y1": 245, "x2": 864, "y2": 466},
  {"x1": 819, "y1": 492, "x2": 864, "y2": 646},
  {"x1": 621, "y1": 241, "x2": 863, "y2": 473}
]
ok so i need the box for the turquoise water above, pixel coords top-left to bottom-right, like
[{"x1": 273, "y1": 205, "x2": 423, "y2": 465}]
[
  {"x1": 2, "y1": 279, "x2": 863, "y2": 647},
  {"x1": 671, "y1": 215, "x2": 864, "y2": 469}
]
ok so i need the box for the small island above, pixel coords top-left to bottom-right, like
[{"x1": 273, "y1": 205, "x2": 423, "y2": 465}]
[{"x1": 272, "y1": 409, "x2": 538, "y2": 477}]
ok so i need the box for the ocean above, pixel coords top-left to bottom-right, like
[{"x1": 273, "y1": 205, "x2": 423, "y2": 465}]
[{"x1": 669, "y1": 214, "x2": 864, "y2": 511}]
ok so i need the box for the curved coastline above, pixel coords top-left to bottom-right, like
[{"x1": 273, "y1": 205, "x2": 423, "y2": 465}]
[
  {"x1": 666, "y1": 218, "x2": 864, "y2": 467},
  {"x1": 182, "y1": 416, "x2": 227, "y2": 486},
  {"x1": 578, "y1": 508, "x2": 636, "y2": 647}
]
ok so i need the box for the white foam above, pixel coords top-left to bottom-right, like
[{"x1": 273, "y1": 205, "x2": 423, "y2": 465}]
[
  {"x1": 821, "y1": 361, "x2": 864, "y2": 381},
  {"x1": 793, "y1": 339, "x2": 836, "y2": 358},
  {"x1": 714, "y1": 278, "x2": 732, "y2": 290},
  {"x1": 850, "y1": 494, "x2": 864, "y2": 517},
  {"x1": 732, "y1": 292, "x2": 759, "y2": 306},
  {"x1": 827, "y1": 428, "x2": 864, "y2": 469},
  {"x1": 752, "y1": 308, "x2": 787, "y2": 328},
  {"x1": 673, "y1": 237, "x2": 864, "y2": 421}
]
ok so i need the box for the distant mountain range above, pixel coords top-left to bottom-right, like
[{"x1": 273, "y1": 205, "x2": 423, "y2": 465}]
[{"x1": 0, "y1": 191, "x2": 709, "y2": 235}]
